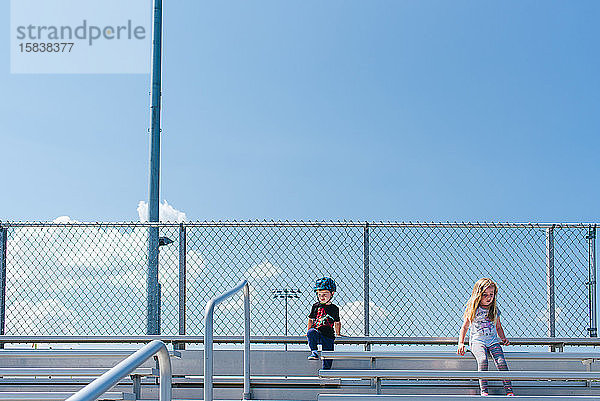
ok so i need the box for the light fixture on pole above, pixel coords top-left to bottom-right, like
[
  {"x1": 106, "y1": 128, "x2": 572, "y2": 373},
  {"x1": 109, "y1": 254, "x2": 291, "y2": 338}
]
[{"x1": 272, "y1": 288, "x2": 301, "y2": 351}]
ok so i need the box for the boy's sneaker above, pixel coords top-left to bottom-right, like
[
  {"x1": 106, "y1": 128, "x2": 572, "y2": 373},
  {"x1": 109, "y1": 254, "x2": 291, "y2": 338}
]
[
  {"x1": 480, "y1": 392, "x2": 488, "y2": 396},
  {"x1": 506, "y1": 393, "x2": 515, "y2": 397},
  {"x1": 307, "y1": 351, "x2": 319, "y2": 360}
]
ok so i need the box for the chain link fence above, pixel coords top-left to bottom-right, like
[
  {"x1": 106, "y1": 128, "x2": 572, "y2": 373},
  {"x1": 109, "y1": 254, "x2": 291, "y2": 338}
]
[{"x1": 0, "y1": 222, "x2": 596, "y2": 338}]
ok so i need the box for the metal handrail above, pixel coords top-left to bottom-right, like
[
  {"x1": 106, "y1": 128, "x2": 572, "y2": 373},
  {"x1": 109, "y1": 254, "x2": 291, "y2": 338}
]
[
  {"x1": 65, "y1": 340, "x2": 172, "y2": 401},
  {"x1": 204, "y1": 280, "x2": 251, "y2": 401}
]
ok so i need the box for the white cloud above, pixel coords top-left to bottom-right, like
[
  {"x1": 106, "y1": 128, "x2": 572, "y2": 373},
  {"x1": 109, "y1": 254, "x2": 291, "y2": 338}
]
[
  {"x1": 187, "y1": 250, "x2": 205, "y2": 270},
  {"x1": 339, "y1": 300, "x2": 389, "y2": 335},
  {"x1": 245, "y1": 261, "x2": 282, "y2": 279},
  {"x1": 53, "y1": 216, "x2": 78, "y2": 223},
  {"x1": 137, "y1": 200, "x2": 187, "y2": 222},
  {"x1": 538, "y1": 306, "x2": 563, "y2": 324},
  {"x1": 54, "y1": 227, "x2": 147, "y2": 269},
  {"x1": 216, "y1": 296, "x2": 245, "y2": 311},
  {"x1": 6, "y1": 299, "x2": 76, "y2": 335},
  {"x1": 3, "y1": 202, "x2": 202, "y2": 335},
  {"x1": 340, "y1": 300, "x2": 389, "y2": 320}
]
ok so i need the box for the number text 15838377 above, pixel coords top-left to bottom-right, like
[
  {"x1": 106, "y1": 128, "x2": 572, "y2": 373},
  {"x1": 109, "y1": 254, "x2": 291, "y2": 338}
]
[{"x1": 19, "y1": 43, "x2": 74, "y2": 52}]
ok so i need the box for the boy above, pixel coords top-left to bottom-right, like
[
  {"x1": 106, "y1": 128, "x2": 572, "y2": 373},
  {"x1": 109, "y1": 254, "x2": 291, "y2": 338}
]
[{"x1": 306, "y1": 277, "x2": 341, "y2": 370}]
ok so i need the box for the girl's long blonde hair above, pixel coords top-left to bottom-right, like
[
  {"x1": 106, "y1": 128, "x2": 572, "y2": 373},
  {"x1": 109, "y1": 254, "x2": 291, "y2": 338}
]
[{"x1": 464, "y1": 278, "x2": 498, "y2": 323}]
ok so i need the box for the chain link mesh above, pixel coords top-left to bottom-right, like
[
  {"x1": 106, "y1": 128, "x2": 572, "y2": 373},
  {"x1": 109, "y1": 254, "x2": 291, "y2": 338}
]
[
  {"x1": 0, "y1": 222, "x2": 595, "y2": 337},
  {"x1": 185, "y1": 225, "x2": 364, "y2": 337}
]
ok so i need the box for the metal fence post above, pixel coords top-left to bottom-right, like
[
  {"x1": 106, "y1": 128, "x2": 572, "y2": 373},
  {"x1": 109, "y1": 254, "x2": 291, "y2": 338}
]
[
  {"x1": 363, "y1": 223, "x2": 370, "y2": 350},
  {"x1": 546, "y1": 226, "x2": 556, "y2": 344},
  {"x1": 177, "y1": 224, "x2": 187, "y2": 349},
  {"x1": 0, "y1": 226, "x2": 7, "y2": 344},
  {"x1": 147, "y1": 226, "x2": 160, "y2": 335},
  {"x1": 157, "y1": 282, "x2": 162, "y2": 334},
  {"x1": 587, "y1": 225, "x2": 597, "y2": 338}
]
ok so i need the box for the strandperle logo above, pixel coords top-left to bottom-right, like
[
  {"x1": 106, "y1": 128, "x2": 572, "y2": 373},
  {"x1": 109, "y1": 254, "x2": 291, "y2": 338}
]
[
  {"x1": 15, "y1": 20, "x2": 146, "y2": 46},
  {"x1": 11, "y1": 0, "x2": 150, "y2": 74}
]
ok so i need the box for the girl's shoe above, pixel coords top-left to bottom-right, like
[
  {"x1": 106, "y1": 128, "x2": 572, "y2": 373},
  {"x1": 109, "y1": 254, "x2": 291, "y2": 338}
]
[
  {"x1": 507, "y1": 393, "x2": 515, "y2": 396},
  {"x1": 480, "y1": 392, "x2": 488, "y2": 396},
  {"x1": 307, "y1": 351, "x2": 319, "y2": 360}
]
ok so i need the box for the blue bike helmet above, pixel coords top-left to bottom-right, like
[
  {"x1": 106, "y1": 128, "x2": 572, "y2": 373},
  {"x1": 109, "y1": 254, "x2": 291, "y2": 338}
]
[{"x1": 314, "y1": 277, "x2": 336, "y2": 292}]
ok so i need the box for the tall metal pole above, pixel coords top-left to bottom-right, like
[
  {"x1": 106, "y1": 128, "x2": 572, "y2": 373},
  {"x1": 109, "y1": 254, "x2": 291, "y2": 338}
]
[
  {"x1": 146, "y1": 0, "x2": 163, "y2": 335},
  {"x1": 588, "y1": 225, "x2": 597, "y2": 338}
]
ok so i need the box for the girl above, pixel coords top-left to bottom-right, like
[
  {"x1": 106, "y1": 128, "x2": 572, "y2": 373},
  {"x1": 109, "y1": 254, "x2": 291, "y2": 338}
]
[{"x1": 457, "y1": 278, "x2": 513, "y2": 396}]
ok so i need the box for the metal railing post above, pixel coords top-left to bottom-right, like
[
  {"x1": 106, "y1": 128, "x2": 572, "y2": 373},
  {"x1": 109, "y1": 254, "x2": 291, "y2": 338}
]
[
  {"x1": 204, "y1": 280, "x2": 251, "y2": 401},
  {"x1": 0, "y1": 226, "x2": 7, "y2": 344},
  {"x1": 177, "y1": 224, "x2": 187, "y2": 349},
  {"x1": 587, "y1": 225, "x2": 597, "y2": 337},
  {"x1": 546, "y1": 226, "x2": 556, "y2": 344},
  {"x1": 363, "y1": 223, "x2": 370, "y2": 351}
]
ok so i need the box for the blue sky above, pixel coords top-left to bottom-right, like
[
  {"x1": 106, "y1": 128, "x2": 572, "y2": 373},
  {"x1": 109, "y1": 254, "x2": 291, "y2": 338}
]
[{"x1": 2, "y1": 1, "x2": 599, "y2": 222}]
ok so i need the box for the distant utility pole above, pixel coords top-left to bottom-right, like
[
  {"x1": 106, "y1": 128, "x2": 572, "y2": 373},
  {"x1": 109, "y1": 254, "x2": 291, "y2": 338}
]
[{"x1": 147, "y1": 0, "x2": 163, "y2": 335}]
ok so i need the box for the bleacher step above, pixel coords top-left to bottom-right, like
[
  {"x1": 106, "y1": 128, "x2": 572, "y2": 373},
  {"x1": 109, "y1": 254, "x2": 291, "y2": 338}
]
[
  {"x1": 0, "y1": 350, "x2": 181, "y2": 359},
  {"x1": 318, "y1": 395, "x2": 600, "y2": 401},
  {"x1": 0, "y1": 392, "x2": 134, "y2": 400},
  {"x1": 0, "y1": 367, "x2": 156, "y2": 376}
]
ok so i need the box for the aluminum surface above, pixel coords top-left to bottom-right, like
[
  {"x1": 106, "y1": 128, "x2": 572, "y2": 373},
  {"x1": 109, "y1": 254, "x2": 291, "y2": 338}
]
[
  {"x1": 204, "y1": 280, "x2": 250, "y2": 401},
  {"x1": 65, "y1": 340, "x2": 171, "y2": 401}
]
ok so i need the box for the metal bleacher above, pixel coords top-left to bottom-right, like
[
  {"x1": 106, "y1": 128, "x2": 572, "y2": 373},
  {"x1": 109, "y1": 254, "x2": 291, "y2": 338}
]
[
  {"x1": 0, "y1": 347, "x2": 176, "y2": 401},
  {"x1": 317, "y1": 349, "x2": 600, "y2": 400},
  {"x1": 317, "y1": 396, "x2": 600, "y2": 401},
  {"x1": 0, "y1": 341, "x2": 599, "y2": 400},
  {"x1": 0, "y1": 283, "x2": 598, "y2": 400}
]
